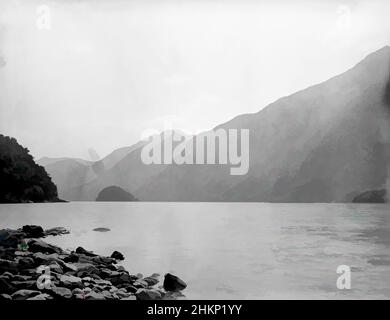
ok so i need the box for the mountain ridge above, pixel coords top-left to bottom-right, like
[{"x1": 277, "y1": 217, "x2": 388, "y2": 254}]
[{"x1": 41, "y1": 46, "x2": 390, "y2": 202}]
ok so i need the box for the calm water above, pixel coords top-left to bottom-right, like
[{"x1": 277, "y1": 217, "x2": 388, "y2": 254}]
[{"x1": 1, "y1": 202, "x2": 390, "y2": 299}]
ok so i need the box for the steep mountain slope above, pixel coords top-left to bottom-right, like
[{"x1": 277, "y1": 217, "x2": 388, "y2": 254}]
[
  {"x1": 136, "y1": 46, "x2": 390, "y2": 202},
  {"x1": 42, "y1": 46, "x2": 390, "y2": 202}
]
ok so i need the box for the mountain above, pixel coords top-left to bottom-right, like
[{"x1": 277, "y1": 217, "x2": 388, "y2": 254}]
[
  {"x1": 352, "y1": 189, "x2": 387, "y2": 203},
  {"x1": 96, "y1": 186, "x2": 137, "y2": 201},
  {"x1": 0, "y1": 134, "x2": 60, "y2": 203},
  {"x1": 38, "y1": 142, "x2": 145, "y2": 200},
  {"x1": 41, "y1": 46, "x2": 390, "y2": 202}
]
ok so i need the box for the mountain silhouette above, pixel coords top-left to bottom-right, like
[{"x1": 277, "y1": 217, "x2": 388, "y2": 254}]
[
  {"x1": 96, "y1": 186, "x2": 137, "y2": 202},
  {"x1": 0, "y1": 135, "x2": 60, "y2": 203},
  {"x1": 41, "y1": 46, "x2": 390, "y2": 202}
]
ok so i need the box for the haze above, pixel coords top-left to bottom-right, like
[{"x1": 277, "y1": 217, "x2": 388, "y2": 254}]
[{"x1": 0, "y1": 0, "x2": 390, "y2": 160}]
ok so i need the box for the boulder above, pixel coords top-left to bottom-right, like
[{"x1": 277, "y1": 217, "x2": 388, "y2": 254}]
[
  {"x1": 0, "y1": 277, "x2": 16, "y2": 294},
  {"x1": 11, "y1": 280, "x2": 37, "y2": 290},
  {"x1": 16, "y1": 257, "x2": 36, "y2": 269},
  {"x1": 75, "y1": 247, "x2": 96, "y2": 257},
  {"x1": 48, "y1": 286, "x2": 72, "y2": 299},
  {"x1": 11, "y1": 289, "x2": 41, "y2": 300},
  {"x1": 33, "y1": 252, "x2": 60, "y2": 265},
  {"x1": 59, "y1": 275, "x2": 82, "y2": 288},
  {"x1": 0, "y1": 293, "x2": 12, "y2": 300},
  {"x1": 84, "y1": 291, "x2": 106, "y2": 300},
  {"x1": 62, "y1": 262, "x2": 78, "y2": 273},
  {"x1": 0, "y1": 259, "x2": 19, "y2": 273},
  {"x1": 63, "y1": 253, "x2": 79, "y2": 263},
  {"x1": 27, "y1": 293, "x2": 53, "y2": 300},
  {"x1": 91, "y1": 255, "x2": 116, "y2": 265},
  {"x1": 133, "y1": 279, "x2": 149, "y2": 289},
  {"x1": 22, "y1": 225, "x2": 45, "y2": 238},
  {"x1": 163, "y1": 273, "x2": 187, "y2": 292},
  {"x1": 142, "y1": 274, "x2": 159, "y2": 287},
  {"x1": 135, "y1": 289, "x2": 162, "y2": 300},
  {"x1": 110, "y1": 251, "x2": 124, "y2": 260},
  {"x1": 45, "y1": 261, "x2": 63, "y2": 274},
  {"x1": 28, "y1": 239, "x2": 61, "y2": 254},
  {"x1": 44, "y1": 227, "x2": 70, "y2": 237},
  {"x1": 0, "y1": 229, "x2": 25, "y2": 248},
  {"x1": 116, "y1": 283, "x2": 138, "y2": 293}
]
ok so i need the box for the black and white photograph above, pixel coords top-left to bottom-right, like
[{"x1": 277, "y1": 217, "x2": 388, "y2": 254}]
[{"x1": 1, "y1": 0, "x2": 390, "y2": 311}]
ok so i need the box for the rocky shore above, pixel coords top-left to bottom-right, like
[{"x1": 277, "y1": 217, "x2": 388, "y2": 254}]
[{"x1": 0, "y1": 225, "x2": 187, "y2": 300}]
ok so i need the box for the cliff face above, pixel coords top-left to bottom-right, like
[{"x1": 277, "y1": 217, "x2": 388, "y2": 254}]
[{"x1": 0, "y1": 135, "x2": 59, "y2": 203}]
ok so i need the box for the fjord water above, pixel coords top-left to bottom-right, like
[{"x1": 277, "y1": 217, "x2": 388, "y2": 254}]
[{"x1": 1, "y1": 202, "x2": 389, "y2": 299}]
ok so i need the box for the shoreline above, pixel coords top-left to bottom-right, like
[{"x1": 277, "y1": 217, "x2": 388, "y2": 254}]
[{"x1": 0, "y1": 225, "x2": 187, "y2": 300}]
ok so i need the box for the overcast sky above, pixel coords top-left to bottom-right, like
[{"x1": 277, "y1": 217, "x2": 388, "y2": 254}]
[{"x1": 1, "y1": 0, "x2": 390, "y2": 160}]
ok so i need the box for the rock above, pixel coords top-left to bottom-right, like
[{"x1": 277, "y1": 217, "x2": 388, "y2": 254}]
[
  {"x1": 63, "y1": 253, "x2": 79, "y2": 263},
  {"x1": 48, "y1": 286, "x2": 73, "y2": 299},
  {"x1": 133, "y1": 279, "x2": 149, "y2": 289},
  {"x1": 48, "y1": 262, "x2": 64, "y2": 274},
  {"x1": 33, "y1": 252, "x2": 60, "y2": 264},
  {"x1": 27, "y1": 293, "x2": 53, "y2": 300},
  {"x1": 116, "y1": 283, "x2": 138, "y2": 293},
  {"x1": 163, "y1": 273, "x2": 187, "y2": 292},
  {"x1": 0, "y1": 293, "x2": 12, "y2": 300},
  {"x1": 11, "y1": 280, "x2": 37, "y2": 290},
  {"x1": 84, "y1": 291, "x2": 106, "y2": 300},
  {"x1": 75, "y1": 247, "x2": 96, "y2": 257},
  {"x1": 110, "y1": 273, "x2": 137, "y2": 286},
  {"x1": 11, "y1": 289, "x2": 41, "y2": 300},
  {"x1": 73, "y1": 262, "x2": 99, "y2": 274},
  {"x1": 60, "y1": 275, "x2": 82, "y2": 287},
  {"x1": 62, "y1": 262, "x2": 78, "y2": 273},
  {"x1": 163, "y1": 291, "x2": 186, "y2": 300},
  {"x1": 0, "y1": 277, "x2": 16, "y2": 294},
  {"x1": 143, "y1": 274, "x2": 159, "y2": 286},
  {"x1": 16, "y1": 257, "x2": 35, "y2": 269},
  {"x1": 1, "y1": 271, "x2": 14, "y2": 279},
  {"x1": 44, "y1": 227, "x2": 70, "y2": 237},
  {"x1": 121, "y1": 295, "x2": 137, "y2": 300},
  {"x1": 110, "y1": 251, "x2": 124, "y2": 260},
  {"x1": 92, "y1": 228, "x2": 111, "y2": 232},
  {"x1": 28, "y1": 239, "x2": 61, "y2": 254},
  {"x1": 22, "y1": 225, "x2": 45, "y2": 238},
  {"x1": 101, "y1": 290, "x2": 114, "y2": 300},
  {"x1": 14, "y1": 250, "x2": 32, "y2": 257},
  {"x1": 12, "y1": 275, "x2": 32, "y2": 281},
  {"x1": 0, "y1": 259, "x2": 19, "y2": 273},
  {"x1": 0, "y1": 229, "x2": 25, "y2": 248},
  {"x1": 91, "y1": 255, "x2": 116, "y2": 265},
  {"x1": 136, "y1": 289, "x2": 162, "y2": 300}
]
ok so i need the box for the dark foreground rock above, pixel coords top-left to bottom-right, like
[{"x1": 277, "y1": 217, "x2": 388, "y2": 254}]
[
  {"x1": 111, "y1": 251, "x2": 125, "y2": 261},
  {"x1": 0, "y1": 226, "x2": 187, "y2": 300},
  {"x1": 163, "y1": 273, "x2": 187, "y2": 292}
]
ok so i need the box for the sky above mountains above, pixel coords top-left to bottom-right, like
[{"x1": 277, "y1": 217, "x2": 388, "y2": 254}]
[{"x1": 1, "y1": 0, "x2": 390, "y2": 160}]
